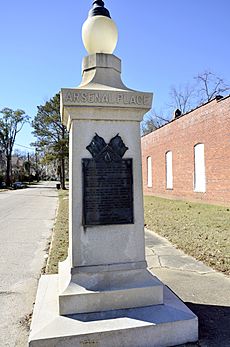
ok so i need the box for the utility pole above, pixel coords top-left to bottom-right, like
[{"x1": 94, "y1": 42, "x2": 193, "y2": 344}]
[
  {"x1": 27, "y1": 152, "x2": 31, "y2": 183},
  {"x1": 35, "y1": 149, "x2": 39, "y2": 182}
]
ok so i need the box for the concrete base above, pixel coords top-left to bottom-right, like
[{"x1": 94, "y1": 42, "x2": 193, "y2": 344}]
[{"x1": 29, "y1": 275, "x2": 198, "y2": 347}]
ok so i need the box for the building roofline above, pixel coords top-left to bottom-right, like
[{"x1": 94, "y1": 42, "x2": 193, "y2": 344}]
[{"x1": 142, "y1": 93, "x2": 230, "y2": 138}]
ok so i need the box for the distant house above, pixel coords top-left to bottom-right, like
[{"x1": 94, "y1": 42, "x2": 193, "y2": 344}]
[{"x1": 141, "y1": 95, "x2": 230, "y2": 205}]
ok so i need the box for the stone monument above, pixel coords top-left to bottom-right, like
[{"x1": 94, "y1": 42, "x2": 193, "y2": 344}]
[{"x1": 29, "y1": 1, "x2": 198, "y2": 346}]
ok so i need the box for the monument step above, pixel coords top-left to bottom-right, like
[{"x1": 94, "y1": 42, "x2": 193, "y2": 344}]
[
  {"x1": 29, "y1": 275, "x2": 198, "y2": 347},
  {"x1": 58, "y1": 264, "x2": 164, "y2": 315}
]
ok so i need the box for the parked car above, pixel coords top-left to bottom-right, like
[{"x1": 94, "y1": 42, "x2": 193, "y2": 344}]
[
  {"x1": 12, "y1": 182, "x2": 27, "y2": 189},
  {"x1": 0, "y1": 182, "x2": 6, "y2": 189}
]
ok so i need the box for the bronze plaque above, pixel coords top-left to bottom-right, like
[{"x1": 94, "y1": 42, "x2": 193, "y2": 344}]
[
  {"x1": 82, "y1": 133, "x2": 134, "y2": 226},
  {"x1": 82, "y1": 158, "x2": 133, "y2": 226}
]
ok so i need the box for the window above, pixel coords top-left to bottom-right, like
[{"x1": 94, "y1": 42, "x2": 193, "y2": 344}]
[
  {"x1": 194, "y1": 143, "x2": 206, "y2": 192},
  {"x1": 166, "y1": 151, "x2": 173, "y2": 189},
  {"x1": 147, "y1": 156, "x2": 152, "y2": 188}
]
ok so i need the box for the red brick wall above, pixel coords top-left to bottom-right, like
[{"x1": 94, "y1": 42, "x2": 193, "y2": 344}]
[{"x1": 141, "y1": 96, "x2": 230, "y2": 204}]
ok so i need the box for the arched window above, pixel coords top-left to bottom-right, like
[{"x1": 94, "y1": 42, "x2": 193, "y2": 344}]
[
  {"x1": 166, "y1": 151, "x2": 173, "y2": 189},
  {"x1": 194, "y1": 143, "x2": 206, "y2": 192},
  {"x1": 147, "y1": 156, "x2": 152, "y2": 188}
]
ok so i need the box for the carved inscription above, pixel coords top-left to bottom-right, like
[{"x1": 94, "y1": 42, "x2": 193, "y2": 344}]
[
  {"x1": 63, "y1": 90, "x2": 151, "y2": 107},
  {"x1": 82, "y1": 159, "x2": 133, "y2": 226}
]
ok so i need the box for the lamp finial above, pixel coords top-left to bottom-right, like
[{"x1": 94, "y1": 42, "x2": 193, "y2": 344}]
[{"x1": 88, "y1": 0, "x2": 111, "y2": 18}]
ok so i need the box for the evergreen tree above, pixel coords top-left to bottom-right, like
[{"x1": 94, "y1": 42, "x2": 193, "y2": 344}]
[{"x1": 32, "y1": 93, "x2": 69, "y2": 189}]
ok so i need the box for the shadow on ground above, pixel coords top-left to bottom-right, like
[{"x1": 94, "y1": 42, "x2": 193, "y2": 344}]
[{"x1": 178, "y1": 302, "x2": 230, "y2": 347}]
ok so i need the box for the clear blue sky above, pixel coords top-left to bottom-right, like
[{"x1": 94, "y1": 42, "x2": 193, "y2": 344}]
[{"x1": 0, "y1": 0, "x2": 229, "y2": 152}]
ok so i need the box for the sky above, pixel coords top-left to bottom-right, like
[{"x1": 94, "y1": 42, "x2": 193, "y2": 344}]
[{"x1": 0, "y1": 0, "x2": 229, "y2": 153}]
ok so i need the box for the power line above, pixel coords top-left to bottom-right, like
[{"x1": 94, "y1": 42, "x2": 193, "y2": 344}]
[{"x1": 14, "y1": 143, "x2": 34, "y2": 150}]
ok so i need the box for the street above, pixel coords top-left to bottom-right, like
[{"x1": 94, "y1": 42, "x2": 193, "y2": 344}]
[{"x1": 0, "y1": 182, "x2": 58, "y2": 347}]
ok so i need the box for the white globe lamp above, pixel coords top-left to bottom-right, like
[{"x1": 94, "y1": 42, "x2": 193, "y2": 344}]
[{"x1": 82, "y1": 0, "x2": 118, "y2": 55}]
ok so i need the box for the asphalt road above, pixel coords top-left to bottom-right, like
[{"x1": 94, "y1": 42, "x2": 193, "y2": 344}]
[{"x1": 0, "y1": 182, "x2": 58, "y2": 347}]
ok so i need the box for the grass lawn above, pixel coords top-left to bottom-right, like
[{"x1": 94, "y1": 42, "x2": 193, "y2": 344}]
[
  {"x1": 46, "y1": 190, "x2": 69, "y2": 274},
  {"x1": 46, "y1": 191, "x2": 230, "y2": 276},
  {"x1": 144, "y1": 195, "x2": 230, "y2": 275}
]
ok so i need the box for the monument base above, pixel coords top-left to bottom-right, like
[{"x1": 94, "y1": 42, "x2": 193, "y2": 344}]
[
  {"x1": 29, "y1": 275, "x2": 198, "y2": 347},
  {"x1": 58, "y1": 259, "x2": 164, "y2": 315}
]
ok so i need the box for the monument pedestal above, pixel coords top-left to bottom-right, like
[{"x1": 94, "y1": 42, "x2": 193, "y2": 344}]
[{"x1": 29, "y1": 53, "x2": 198, "y2": 346}]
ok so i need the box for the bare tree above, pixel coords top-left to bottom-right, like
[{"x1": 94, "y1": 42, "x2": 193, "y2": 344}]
[
  {"x1": 142, "y1": 71, "x2": 229, "y2": 133},
  {"x1": 195, "y1": 71, "x2": 230, "y2": 103},
  {"x1": 141, "y1": 110, "x2": 170, "y2": 136},
  {"x1": 169, "y1": 83, "x2": 196, "y2": 115},
  {"x1": 0, "y1": 108, "x2": 29, "y2": 186}
]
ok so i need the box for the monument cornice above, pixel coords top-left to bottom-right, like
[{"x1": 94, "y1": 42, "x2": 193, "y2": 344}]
[
  {"x1": 61, "y1": 88, "x2": 153, "y2": 108},
  {"x1": 61, "y1": 88, "x2": 153, "y2": 127}
]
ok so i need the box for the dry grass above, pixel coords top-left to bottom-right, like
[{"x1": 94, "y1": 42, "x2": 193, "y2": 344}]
[
  {"x1": 144, "y1": 195, "x2": 230, "y2": 275},
  {"x1": 45, "y1": 190, "x2": 230, "y2": 276},
  {"x1": 46, "y1": 190, "x2": 69, "y2": 274}
]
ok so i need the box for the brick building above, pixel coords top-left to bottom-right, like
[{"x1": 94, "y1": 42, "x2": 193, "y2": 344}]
[{"x1": 141, "y1": 95, "x2": 230, "y2": 204}]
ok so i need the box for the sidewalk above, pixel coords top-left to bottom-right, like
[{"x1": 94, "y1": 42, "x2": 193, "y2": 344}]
[{"x1": 145, "y1": 228, "x2": 230, "y2": 347}]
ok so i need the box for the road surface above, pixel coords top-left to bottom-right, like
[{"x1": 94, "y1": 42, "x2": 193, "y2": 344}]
[{"x1": 0, "y1": 182, "x2": 58, "y2": 347}]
